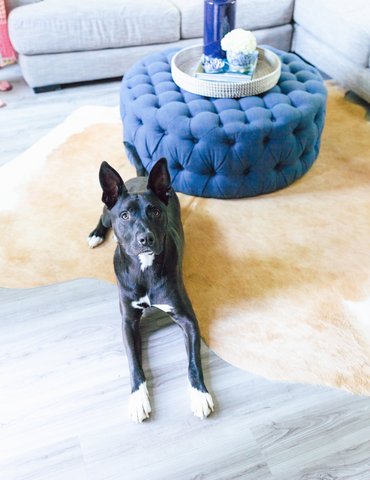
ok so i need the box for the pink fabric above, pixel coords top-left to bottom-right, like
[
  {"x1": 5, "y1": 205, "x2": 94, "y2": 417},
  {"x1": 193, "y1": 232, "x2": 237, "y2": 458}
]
[{"x1": 0, "y1": 0, "x2": 17, "y2": 66}]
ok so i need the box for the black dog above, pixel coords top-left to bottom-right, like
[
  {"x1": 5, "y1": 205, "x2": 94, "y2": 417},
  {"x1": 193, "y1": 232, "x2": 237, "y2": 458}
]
[{"x1": 88, "y1": 159, "x2": 214, "y2": 422}]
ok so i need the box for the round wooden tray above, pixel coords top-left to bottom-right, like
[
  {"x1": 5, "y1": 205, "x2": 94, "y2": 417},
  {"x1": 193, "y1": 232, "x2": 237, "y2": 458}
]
[{"x1": 171, "y1": 44, "x2": 281, "y2": 98}]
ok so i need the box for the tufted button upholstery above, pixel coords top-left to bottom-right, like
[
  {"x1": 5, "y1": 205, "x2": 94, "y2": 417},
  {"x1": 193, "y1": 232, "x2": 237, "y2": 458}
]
[{"x1": 120, "y1": 46, "x2": 327, "y2": 198}]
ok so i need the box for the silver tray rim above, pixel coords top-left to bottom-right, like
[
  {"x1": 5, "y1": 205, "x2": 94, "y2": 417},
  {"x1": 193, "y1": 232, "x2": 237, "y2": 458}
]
[{"x1": 171, "y1": 44, "x2": 282, "y2": 98}]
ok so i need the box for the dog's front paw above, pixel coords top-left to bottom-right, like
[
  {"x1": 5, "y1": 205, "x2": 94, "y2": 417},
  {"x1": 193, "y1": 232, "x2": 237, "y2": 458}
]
[
  {"x1": 128, "y1": 382, "x2": 151, "y2": 423},
  {"x1": 189, "y1": 386, "x2": 214, "y2": 419},
  {"x1": 87, "y1": 234, "x2": 104, "y2": 249}
]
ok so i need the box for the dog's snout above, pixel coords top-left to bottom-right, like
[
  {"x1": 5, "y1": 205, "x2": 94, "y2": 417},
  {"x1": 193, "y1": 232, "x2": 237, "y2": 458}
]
[{"x1": 137, "y1": 231, "x2": 155, "y2": 248}]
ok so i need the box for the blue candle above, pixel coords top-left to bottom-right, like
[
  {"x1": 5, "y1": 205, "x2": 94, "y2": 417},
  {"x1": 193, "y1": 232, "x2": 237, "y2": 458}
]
[{"x1": 204, "y1": 0, "x2": 236, "y2": 59}]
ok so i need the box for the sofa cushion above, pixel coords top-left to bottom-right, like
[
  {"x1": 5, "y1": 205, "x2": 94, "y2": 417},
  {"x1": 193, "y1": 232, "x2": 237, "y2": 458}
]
[
  {"x1": 294, "y1": 0, "x2": 370, "y2": 68},
  {"x1": 169, "y1": 0, "x2": 294, "y2": 40},
  {"x1": 9, "y1": 0, "x2": 180, "y2": 55}
]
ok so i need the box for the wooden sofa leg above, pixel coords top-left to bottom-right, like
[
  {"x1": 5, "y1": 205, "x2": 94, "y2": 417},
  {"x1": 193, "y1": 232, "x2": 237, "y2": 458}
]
[{"x1": 33, "y1": 84, "x2": 62, "y2": 94}]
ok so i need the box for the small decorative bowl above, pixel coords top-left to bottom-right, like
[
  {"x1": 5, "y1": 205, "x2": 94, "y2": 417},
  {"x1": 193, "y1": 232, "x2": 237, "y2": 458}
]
[
  {"x1": 226, "y1": 50, "x2": 258, "y2": 74},
  {"x1": 201, "y1": 54, "x2": 226, "y2": 73}
]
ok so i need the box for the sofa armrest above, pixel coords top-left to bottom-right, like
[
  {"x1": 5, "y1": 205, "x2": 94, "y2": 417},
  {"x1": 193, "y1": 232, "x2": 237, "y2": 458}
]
[{"x1": 6, "y1": 0, "x2": 42, "y2": 13}]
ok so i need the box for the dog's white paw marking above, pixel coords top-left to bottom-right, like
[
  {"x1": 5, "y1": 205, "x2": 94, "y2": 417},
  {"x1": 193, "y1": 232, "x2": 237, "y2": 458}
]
[
  {"x1": 128, "y1": 382, "x2": 151, "y2": 423},
  {"x1": 138, "y1": 252, "x2": 154, "y2": 271},
  {"x1": 87, "y1": 235, "x2": 104, "y2": 249},
  {"x1": 189, "y1": 386, "x2": 214, "y2": 419},
  {"x1": 131, "y1": 295, "x2": 151, "y2": 310},
  {"x1": 152, "y1": 304, "x2": 174, "y2": 314},
  {"x1": 131, "y1": 296, "x2": 173, "y2": 314}
]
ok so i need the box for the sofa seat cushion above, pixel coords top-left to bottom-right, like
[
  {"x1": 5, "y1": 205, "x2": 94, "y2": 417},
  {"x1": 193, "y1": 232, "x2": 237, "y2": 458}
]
[
  {"x1": 169, "y1": 0, "x2": 294, "y2": 40},
  {"x1": 294, "y1": 0, "x2": 370, "y2": 68},
  {"x1": 9, "y1": 0, "x2": 180, "y2": 55}
]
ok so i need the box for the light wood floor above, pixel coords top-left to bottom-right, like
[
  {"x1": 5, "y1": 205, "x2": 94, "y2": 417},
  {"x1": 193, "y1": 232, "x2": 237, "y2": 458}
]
[
  {"x1": 1, "y1": 279, "x2": 370, "y2": 480},
  {"x1": 1, "y1": 65, "x2": 370, "y2": 480}
]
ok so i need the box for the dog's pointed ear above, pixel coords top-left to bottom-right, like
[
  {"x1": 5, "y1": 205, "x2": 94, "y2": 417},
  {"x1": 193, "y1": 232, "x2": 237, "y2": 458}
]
[
  {"x1": 147, "y1": 158, "x2": 172, "y2": 205},
  {"x1": 99, "y1": 161, "x2": 127, "y2": 210}
]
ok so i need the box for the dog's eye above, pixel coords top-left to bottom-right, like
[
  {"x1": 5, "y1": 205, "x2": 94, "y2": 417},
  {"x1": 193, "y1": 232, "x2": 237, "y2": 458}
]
[
  {"x1": 152, "y1": 208, "x2": 161, "y2": 218},
  {"x1": 120, "y1": 211, "x2": 130, "y2": 220}
]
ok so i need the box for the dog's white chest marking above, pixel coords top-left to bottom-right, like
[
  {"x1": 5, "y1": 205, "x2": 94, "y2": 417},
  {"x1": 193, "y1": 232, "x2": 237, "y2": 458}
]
[
  {"x1": 131, "y1": 295, "x2": 173, "y2": 314},
  {"x1": 138, "y1": 252, "x2": 154, "y2": 271},
  {"x1": 131, "y1": 295, "x2": 151, "y2": 310},
  {"x1": 153, "y1": 304, "x2": 174, "y2": 313}
]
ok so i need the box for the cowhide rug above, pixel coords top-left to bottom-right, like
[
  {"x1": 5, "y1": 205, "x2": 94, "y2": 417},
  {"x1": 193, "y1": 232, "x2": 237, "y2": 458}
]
[{"x1": 1, "y1": 83, "x2": 369, "y2": 394}]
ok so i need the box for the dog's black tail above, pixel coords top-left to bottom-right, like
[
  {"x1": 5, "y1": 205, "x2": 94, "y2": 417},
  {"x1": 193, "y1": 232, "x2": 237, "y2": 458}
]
[{"x1": 124, "y1": 141, "x2": 147, "y2": 177}]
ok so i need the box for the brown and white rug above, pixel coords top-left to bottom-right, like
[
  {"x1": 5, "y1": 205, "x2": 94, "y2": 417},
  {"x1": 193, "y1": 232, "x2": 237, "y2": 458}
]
[{"x1": 1, "y1": 83, "x2": 370, "y2": 394}]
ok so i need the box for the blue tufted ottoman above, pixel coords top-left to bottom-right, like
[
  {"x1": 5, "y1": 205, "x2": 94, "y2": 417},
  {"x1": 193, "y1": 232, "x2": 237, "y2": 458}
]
[{"x1": 120, "y1": 47, "x2": 327, "y2": 198}]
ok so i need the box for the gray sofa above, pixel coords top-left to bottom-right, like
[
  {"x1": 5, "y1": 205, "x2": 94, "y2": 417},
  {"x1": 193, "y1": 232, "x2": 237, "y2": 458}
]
[{"x1": 6, "y1": 0, "x2": 370, "y2": 103}]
